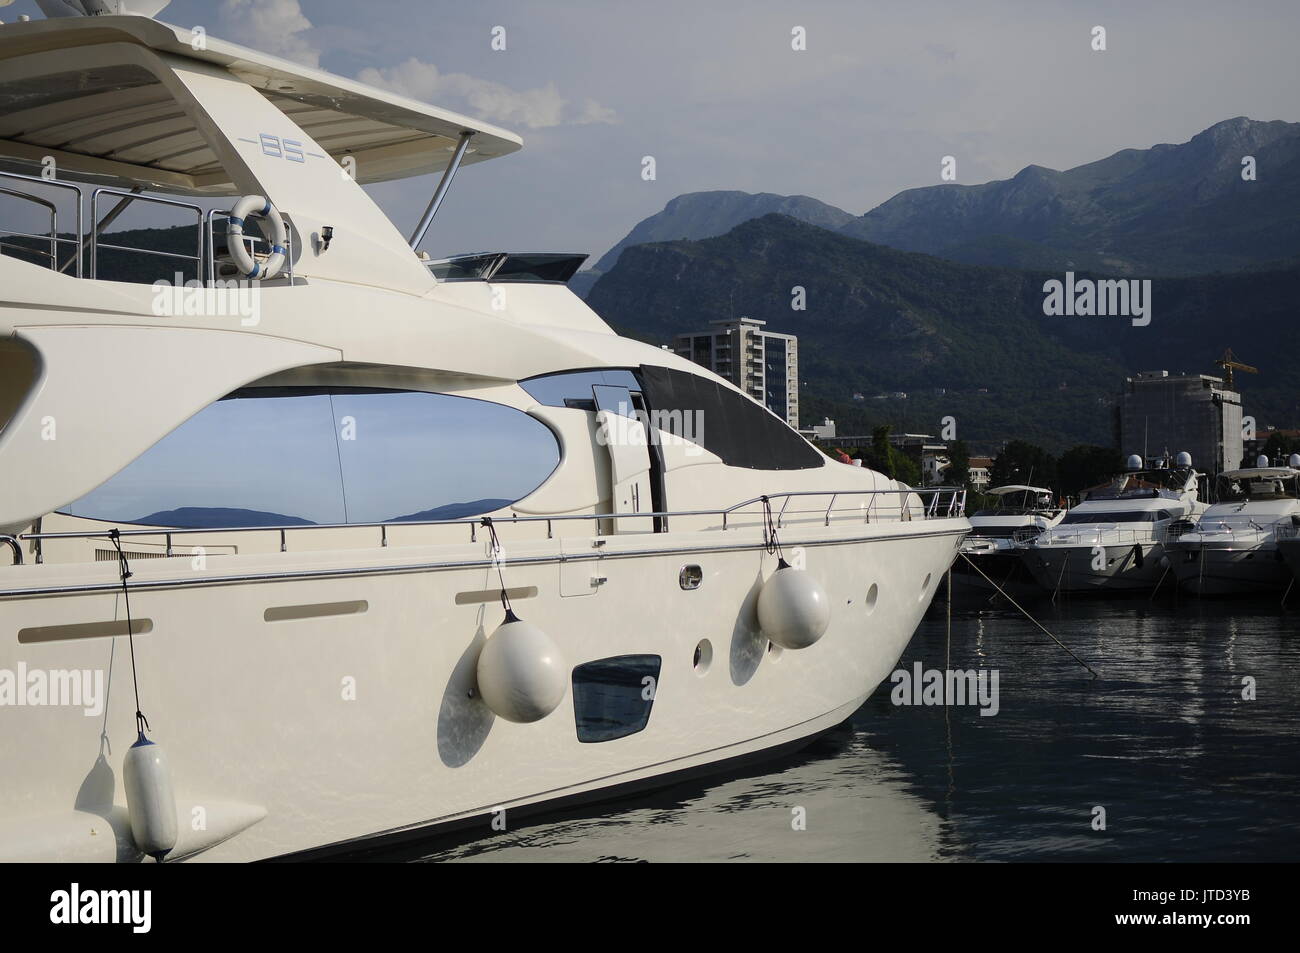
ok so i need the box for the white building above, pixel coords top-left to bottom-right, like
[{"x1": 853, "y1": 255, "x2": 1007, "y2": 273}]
[{"x1": 673, "y1": 317, "x2": 799, "y2": 428}]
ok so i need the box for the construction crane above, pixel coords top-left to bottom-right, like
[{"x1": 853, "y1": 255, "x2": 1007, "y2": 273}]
[{"x1": 1216, "y1": 348, "x2": 1258, "y2": 390}]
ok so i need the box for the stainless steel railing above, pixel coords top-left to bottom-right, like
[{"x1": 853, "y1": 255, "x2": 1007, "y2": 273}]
[
  {"x1": 0, "y1": 170, "x2": 294, "y2": 285},
  {"x1": 0, "y1": 170, "x2": 84, "y2": 276},
  {"x1": 6, "y1": 487, "x2": 967, "y2": 565},
  {"x1": 89, "y1": 187, "x2": 203, "y2": 280}
]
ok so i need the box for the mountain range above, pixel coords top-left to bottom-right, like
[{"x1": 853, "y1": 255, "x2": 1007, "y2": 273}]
[
  {"x1": 586, "y1": 214, "x2": 1300, "y2": 452},
  {"x1": 837, "y1": 117, "x2": 1300, "y2": 276},
  {"x1": 581, "y1": 117, "x2": 1300, "y2": 285},
  {"x1": 580, "y1": 117, "x2": 1300, "y2": 450}
]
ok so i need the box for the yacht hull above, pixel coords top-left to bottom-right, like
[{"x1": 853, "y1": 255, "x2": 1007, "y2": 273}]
[
  {"x1": 1281, "y1": 538, "x2": 1300, "y2": 586},
  {"x1": 1169, "y1": 542, "x2": 1291, "y2": 596},
  {"x1": 1019, "y1": 541, "x2": 1170, "y2": 594},
  {"x1": 948, "y1": 550, "x2": 1042, "y2": 603},
  {"x1": 0, "y1": 520, "x2": 964, "y2": 862}
]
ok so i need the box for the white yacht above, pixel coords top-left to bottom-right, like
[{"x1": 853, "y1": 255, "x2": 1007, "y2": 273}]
[
  {"x1": 948, "y1": 485, "x2": 1063, "y2": 602},
  {"x1": 0, "y1": 6, "x2": 968, "y2": 862},
  {"x1": 1167, "y1": 455, "x2": 1300, "y2": 596},
  {"x1": 1019, "y1": 454, "x2": 1204, "y2": 594}
]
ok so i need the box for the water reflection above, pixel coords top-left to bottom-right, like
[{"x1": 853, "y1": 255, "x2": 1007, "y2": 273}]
[
  {"x1": 376, "y1": 596, "x2": 1298, "y2": 863},
  {"x1": 408, "y1": 728, "x2": 950, "y2": 863}
]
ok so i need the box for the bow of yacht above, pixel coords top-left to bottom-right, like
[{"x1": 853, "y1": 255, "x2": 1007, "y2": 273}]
[{"x1": 0, "y1": 10, "x2": 968, "y2": 861}]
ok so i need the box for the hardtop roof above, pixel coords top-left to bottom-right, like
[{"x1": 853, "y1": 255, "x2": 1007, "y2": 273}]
[{"x1": 0, "y1": 15, "x2": 522, "y2": 193}]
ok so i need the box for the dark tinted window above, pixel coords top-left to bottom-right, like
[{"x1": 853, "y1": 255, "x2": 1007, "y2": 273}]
[
  {"x1": 572, "y1": 654, "x2": 662, "y2": 743},
  {"x1": 520, "y1": 368, "x2": 641, "y2": 411},
  {"x1": 638, "y1": 364, "x2": 823, "y2": 470},
  {"x1": 64, "y1": 388, "x2": 559, "y2": 527},
  {"x1": 1060, "y1": 510, "x2": 1158, "y2": 524}
]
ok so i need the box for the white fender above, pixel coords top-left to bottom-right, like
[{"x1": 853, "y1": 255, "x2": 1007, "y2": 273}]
[
  {"x1": 476, "y1": 611, "x2": 567, "y2": 723},
  {"x1": 757, "y1": 560, "x2": 831, "y2": 649},
  {"x1": 123, "y1": 733, "x2": 178, "y2": 862}
]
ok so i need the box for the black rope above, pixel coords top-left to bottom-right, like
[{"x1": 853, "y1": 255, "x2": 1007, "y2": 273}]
[
  {"x1": 761, "y1": 495, "x2": 788, "y2": 567},
  {"x1": 108, "y1": 529, "x2": 150, "y2": 738},
  {"x1": 481, "y1": 517, "x2": 516, "y2": 621}
]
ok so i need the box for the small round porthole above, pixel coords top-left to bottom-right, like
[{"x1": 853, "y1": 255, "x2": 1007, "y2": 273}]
[
  {"x1": 865, "y1": 583, "x2": 879, "y2": 615},
  {"x1": 694, "y1": 639, "x2": 713, "y2": 675},
  {"x1": 679, "y1": 564, "x2": 703, "y2": 590}
]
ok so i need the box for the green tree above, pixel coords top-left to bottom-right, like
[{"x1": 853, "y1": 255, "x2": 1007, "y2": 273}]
[
  {"x1": 1261, "y1": 432, "x2": 1300, "y2": 464},
  {"x1": 990, "y1": 440, "x2": 1058, "y2": 491},
  {"x1": 869, "y1": 426, "x2": 895, "y2": 478},
  {"x1": 1057, "y1": 445, "x2": 1123, "y2": 498},
  {"x1": 947, "y1": 439, "x2": 970, "y2": 487}
]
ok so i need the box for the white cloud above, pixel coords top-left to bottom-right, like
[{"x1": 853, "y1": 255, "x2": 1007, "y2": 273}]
[
  {"x1": 219, "y1": 0, "x2": 320, "y2": 68},
  {"x1": 357, "y1": 57, "x2": 617, "y2": 130}
]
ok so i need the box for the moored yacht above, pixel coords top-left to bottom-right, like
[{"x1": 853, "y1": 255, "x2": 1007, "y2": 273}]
[
  {"x1": 948, "y1": 485, "x2": 1063, "y2": 602},
  {"x1": 1019, "y1": 454, "x2": 1204, "y2": 594},
  {"x1": 1168, "y1": 455, "x2": 1300, "y2": 596},
  {"x1": 0, "y1": 6, "x2": 968, "y2": 862}
]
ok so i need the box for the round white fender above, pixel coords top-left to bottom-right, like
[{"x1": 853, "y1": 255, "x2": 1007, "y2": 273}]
[
  {"x1": 476, "y1": 611, "x2": 567, "y2": 723},
  {"x1": 757, "y1": 560, "x2": 831, "y2": 649},
  {"x1": 226, "y1": 194, "x2": 287, "y2": 279}
]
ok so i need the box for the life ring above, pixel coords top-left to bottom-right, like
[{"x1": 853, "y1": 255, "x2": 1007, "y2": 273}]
[{"x1": 226, "y1": 195, "x2": 287, "y2": 279}]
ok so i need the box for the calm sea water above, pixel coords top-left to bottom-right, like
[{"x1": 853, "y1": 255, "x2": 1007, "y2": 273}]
[{"x1": 383, "y1": 592, "x2": 1300, "y2": 862}]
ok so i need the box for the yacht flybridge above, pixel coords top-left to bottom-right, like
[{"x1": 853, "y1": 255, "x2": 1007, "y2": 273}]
[
  {"x1": 0, "y1": 7, "x2": 968, "y2": 862},
  {"x1": 1019, "y1": 454, "x2": 1205, "y2": 594},
  {"x1": 1167, "y1": 455, "x2": 1300, "y2": 596}
]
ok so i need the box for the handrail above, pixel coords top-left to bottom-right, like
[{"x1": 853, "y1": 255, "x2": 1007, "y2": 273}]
[
  {"x1": 90, "y1": 188, "x2": 202, "y2": 280},
  {"x1": 0, "y1": 170, "x2": 83, "y2": 276},
  {"x1": 1, "y1": 535, "x2": 22, "y2": 566},
  {"x1": 0, "y1": 171, "x2": 300, "y2": 285},
  {"x1": 18, "y1": 487, "x2": 967, "y2": 551},
  {"x1": 1029, "y1": 526, "x2": 1170, "y2": 547},
  {"x1": 0, "y1": 186, "x2": 57, "y2": 266}
]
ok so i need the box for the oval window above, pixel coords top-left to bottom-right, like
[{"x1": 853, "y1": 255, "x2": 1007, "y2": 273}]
[{"x1": 63, "y1": 388, "x2": 560, "y2": 528}]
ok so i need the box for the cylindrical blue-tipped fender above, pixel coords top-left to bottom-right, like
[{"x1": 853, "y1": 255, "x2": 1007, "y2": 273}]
[
  {"x1": 124, "y1": 734, "x2": 178, "y2": 862},
  {"x1": 757, "y1": 560, "x2": 831, "y2": 649},
  {"x1": 475, "y1": 611, "x2": 567, "y2": 723}
]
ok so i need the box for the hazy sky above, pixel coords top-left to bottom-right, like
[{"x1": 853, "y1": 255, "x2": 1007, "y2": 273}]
[{"x1": 5, "y1": 0, "x2": 1299, "y2": 263}]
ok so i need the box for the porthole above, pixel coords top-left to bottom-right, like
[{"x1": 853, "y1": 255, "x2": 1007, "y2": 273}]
[
  {"x1": 693, "y1": 639, "x2": 713, "y2": 675},
  {"x1": 865, "y1": 583, "x2": 879, "y2": 614},
  {"x1": 679, "y1": 564, "x2": 703, "y2": 590}
]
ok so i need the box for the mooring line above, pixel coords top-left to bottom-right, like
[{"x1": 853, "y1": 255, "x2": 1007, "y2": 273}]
[
  {"x1": 1150, "y1": 563, "x2": 1171, "y2": 601},
  {"x1": 1051, "y1": 552, "x2": 1068, "y2": 606},
  {"x1": 959, "y1": 553, "x2": 1098, "y2": 679}
]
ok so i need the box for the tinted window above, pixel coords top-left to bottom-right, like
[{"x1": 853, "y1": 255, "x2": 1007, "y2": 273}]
[
  {"x1": 64, "y1": 388, "x2": 560, "y2": 527},
  {"x1": 572, "y1": 654, "x2": 662, "y2": 743},
  {"x1": 638, "y1": 364, "x2": 823, "y2": 470},
  {"x1": 328, "y1": 390, "x2": 559, "y2": 522},
  {"x1": 1061, "y1": 510, "x2": 1158, "y2": 524},
  {"x1": 519, "y1": 368, "x2": 641, "y2": 411}
]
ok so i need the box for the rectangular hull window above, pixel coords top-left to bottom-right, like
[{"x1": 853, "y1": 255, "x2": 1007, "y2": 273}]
[{"x1": 571, "y1": 654, "x2": 662, "y2": 743}]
